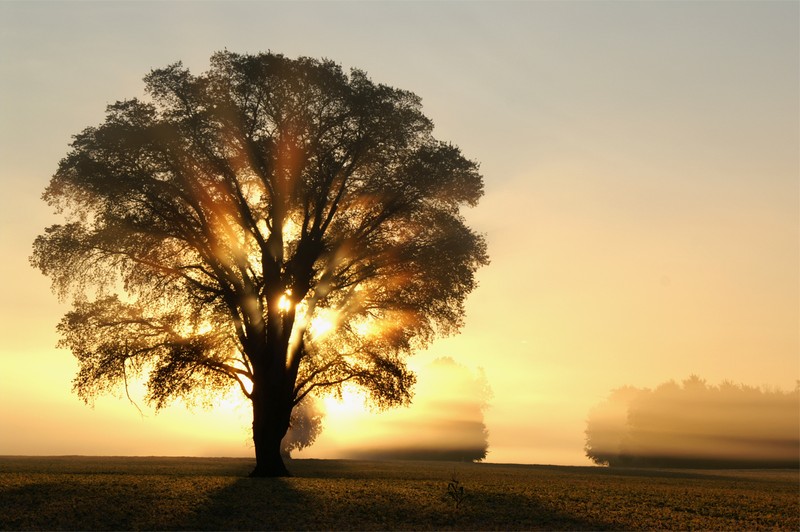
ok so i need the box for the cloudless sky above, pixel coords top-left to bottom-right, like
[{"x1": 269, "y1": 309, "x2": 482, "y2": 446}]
[{"x1": 1, "y1": 0, "x2": 797, "y2": 466}]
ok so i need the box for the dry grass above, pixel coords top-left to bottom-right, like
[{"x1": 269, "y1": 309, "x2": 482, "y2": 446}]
[{"x1": 1, "y1": 456, "x2": 797, "y2": 530}]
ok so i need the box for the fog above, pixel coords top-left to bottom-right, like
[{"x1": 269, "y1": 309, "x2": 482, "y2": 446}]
[
  {"x1": 306, "y1": 357, "x2": 492, "y2": 462},
  {"x1": 2, "y1": 2, "x2": 797, "y2": 468},
  {"x1": 586, "y1": 376, "x2": 799, "y2": 467}
]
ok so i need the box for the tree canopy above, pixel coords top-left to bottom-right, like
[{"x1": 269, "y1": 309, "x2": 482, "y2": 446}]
[{"x1": 31, "y1": 51, "x2": 488, "y2": 475}]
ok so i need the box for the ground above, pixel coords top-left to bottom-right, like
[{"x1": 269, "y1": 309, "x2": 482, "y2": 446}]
[{"x1": 1, "y1": 456, "x2": 797, "y2": 530}]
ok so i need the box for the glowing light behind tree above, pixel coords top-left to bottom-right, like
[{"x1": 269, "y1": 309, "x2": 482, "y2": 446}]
[{"x1": 31, "y1": 51, "x2": 488, "y2": 476}]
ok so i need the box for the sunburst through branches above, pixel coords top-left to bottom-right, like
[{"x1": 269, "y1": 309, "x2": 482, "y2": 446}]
[{"x1": 31, "y1": 51, "x2": 488, "y2": 476}]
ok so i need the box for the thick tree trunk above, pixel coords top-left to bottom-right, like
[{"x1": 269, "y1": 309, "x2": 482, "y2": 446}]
[
  {"x1": 246, "y1": 284, "x2": 299, "y2": 477},
  {"x1": 249, "y1": 386, "x2": 292, "y2": 477}
]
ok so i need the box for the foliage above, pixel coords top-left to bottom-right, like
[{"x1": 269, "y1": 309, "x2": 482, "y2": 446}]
[
  {"x1": 585, "y1": 376, "x2": 800, "y2": 468},
  {"x1": 281, "y1": 396, "x2": 324, "y2": 459},
  {"x1": 2, "y1": 457, "x2": 798, "y2": 530},
  {"x1": 31, "y1": 51, "x2": 488, "y2": 474}
]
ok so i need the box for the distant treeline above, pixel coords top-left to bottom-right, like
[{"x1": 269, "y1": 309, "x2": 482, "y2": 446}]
[
  {"x1": 585, "y1": 376, "x2": 799, "y2": 468},
  {"x1": 346, "y1": 357, "x2": 491, "y2": 462},
  {"x1": 350, "y1": 447, "x2": 488, "y2": 463},
  {"x1": 348, "y1": 418, "x2": 489, "y2": 462}
]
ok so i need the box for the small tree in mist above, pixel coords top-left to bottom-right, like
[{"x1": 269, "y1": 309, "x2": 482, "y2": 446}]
[
  {"x1": 281, "y1": 396, "x2": 324, "y2": 459},
  {"x1": 348, "y1": 357, "x2": 492, "y2": 462},
  {"x1": 31, "y1": 51, "x2": 488, "y2": 476}
]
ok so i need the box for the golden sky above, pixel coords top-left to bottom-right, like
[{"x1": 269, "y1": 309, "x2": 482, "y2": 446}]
[{"x1": 1, "y1": 1, "x2": 797, "y2": 466}]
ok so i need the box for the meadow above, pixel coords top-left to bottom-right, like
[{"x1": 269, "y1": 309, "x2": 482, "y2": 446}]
[{"x1": 0, "y1": 456, "x2": 797, "y2": 530}]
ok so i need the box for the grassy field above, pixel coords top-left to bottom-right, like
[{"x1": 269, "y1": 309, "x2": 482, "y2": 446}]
[{"x1": 0, "y1": 456, "x2": 797, "y2": 530}]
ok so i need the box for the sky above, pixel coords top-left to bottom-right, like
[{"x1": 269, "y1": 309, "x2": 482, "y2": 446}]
[{"x1": 1, "y1": 0, "x2": 797, "y2": 467}]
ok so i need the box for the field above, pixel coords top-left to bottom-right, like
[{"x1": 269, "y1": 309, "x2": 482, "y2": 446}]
[{"x1": 1, "y1": 456, "x2": 797, "y2": 530}]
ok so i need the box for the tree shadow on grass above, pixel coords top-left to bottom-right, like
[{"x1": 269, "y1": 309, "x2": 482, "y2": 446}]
[
  {"x1": 185, "y1": 475, "x2": 612, "y2": 531},
  {"x1": 181, "y1": 477, "x2": 316, "y2": 531},
  {"x1": 0, "y1": 459, "x2": 612, "y2": 531}
]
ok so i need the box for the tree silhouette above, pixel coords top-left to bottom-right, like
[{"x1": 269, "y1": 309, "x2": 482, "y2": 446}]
[
  {"x1": 31, "y1": 51, "x2": 488, "y2": 476},
  {"x1": 281, "y1": 396, "x2": 324, "y2": 460},
  {"x1": 585, "y1": 377, "x2": 800, "y2": 468}
]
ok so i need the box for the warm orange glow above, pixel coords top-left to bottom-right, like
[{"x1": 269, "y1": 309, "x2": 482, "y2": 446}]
[
  {"x1": 2, "y1": 2, "x2": 797, "y2": 468},
  {"x1": 297, "y1": 359, "x2": 491, "y2": 461},
  {"x1": 352, "y1": 318, "x2": 372, "y2": 337},
  {"x1": 322, "y1": 385, "x2": 369, "y2": 420},
  {"x1": 309, "y1": 308, "x2": 338, "y2": 338},
  {"x1": 278, "y1": 290, "x2": 293, "y2": 313}
]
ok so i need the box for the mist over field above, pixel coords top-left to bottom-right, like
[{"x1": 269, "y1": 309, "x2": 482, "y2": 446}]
[
  {"x1": 325, "y1": 358, "x2": 492, "y2": 462},
  {"x1": 0, "y1": 0, "x2": 796, "y2": 470},
  {"x1": 585, "y1": 376, "x2": 800, "y2": 468}
]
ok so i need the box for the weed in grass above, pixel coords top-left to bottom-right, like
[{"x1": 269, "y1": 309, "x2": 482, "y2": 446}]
[{"x1": 445, "y1": 472, "x2": 468, "y2": 510}]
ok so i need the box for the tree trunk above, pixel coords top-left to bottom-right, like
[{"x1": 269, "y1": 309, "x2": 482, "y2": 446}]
[{"x1": 249, "y1": 386, "x2": 292, "y2": 477}]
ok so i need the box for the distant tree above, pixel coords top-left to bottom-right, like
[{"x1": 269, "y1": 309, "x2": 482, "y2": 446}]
[
  {"x1": 281, "y1": 396, "x2": 324, "y2": 460},
  {"x1": 585, "y1": 377, "x2": 800, "y2": 468},
  {"x1": 31, "y1": 51, "x2": 488, "y2": 476},
  {"x1": 348, "y1": 357, "x2": 492, "y2": 462},
  {"x1": 583, "y1": 386, "x2": 641, "y2": 467}
]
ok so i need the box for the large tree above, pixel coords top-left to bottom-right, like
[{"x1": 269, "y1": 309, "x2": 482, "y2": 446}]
[{"x1": 31, "y1": 51, "x2": 488, "y2": 476}]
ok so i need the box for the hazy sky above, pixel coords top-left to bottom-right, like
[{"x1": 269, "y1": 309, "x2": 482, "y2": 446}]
[{"x1": 1, "y1": 0, "x2": 797, "y2": 466}]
